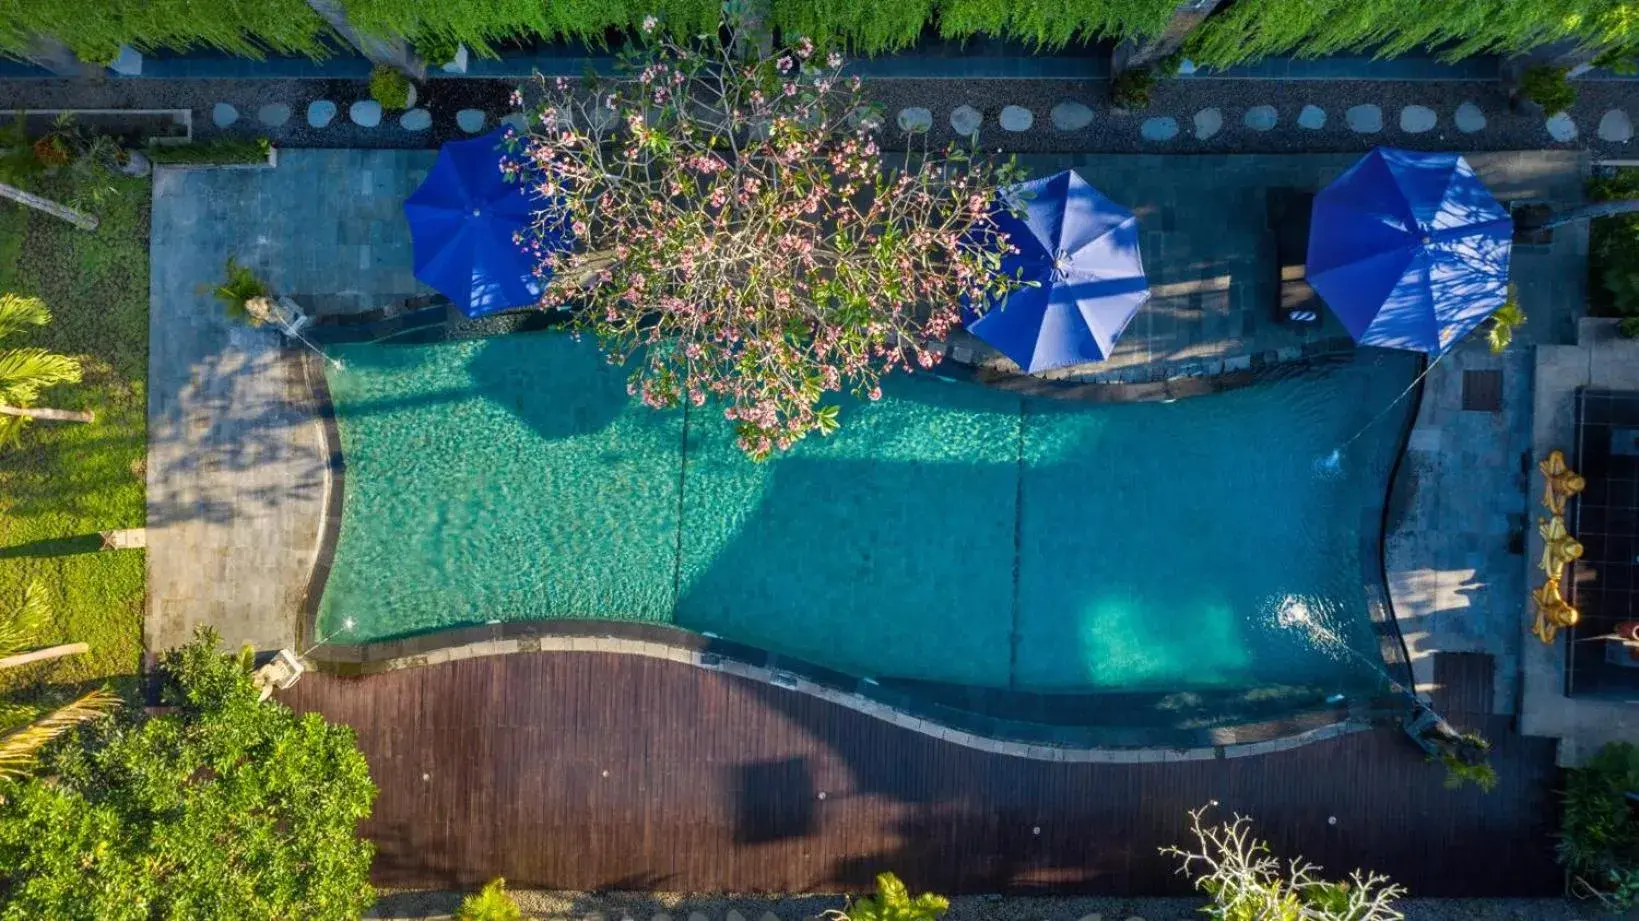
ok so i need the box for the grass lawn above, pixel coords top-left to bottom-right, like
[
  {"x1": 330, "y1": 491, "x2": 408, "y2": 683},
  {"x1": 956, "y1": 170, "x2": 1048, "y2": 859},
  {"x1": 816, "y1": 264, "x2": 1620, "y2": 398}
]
[{"x1": 0, "y1": 174, "x2": 150, "y2": 689}]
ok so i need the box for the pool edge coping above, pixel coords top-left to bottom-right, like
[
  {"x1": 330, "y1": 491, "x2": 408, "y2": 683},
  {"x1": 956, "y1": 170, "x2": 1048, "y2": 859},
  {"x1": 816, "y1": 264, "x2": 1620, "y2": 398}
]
[{"x1": 290, "y1": 342, "x2": 1416, "y2": 760}]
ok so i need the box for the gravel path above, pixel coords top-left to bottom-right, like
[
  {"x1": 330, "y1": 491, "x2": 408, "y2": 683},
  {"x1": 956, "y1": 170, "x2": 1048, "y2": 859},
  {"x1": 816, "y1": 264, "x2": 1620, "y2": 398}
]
[{"x1": 3, "y1": 75, "x2": 1634, "y2": 157}]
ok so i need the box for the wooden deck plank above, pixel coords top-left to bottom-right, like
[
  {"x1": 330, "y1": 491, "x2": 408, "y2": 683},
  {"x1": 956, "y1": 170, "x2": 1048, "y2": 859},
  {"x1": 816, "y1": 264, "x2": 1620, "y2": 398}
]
[{"x1": 282, "y1": 653, "x2": 1562, "y2": 896}]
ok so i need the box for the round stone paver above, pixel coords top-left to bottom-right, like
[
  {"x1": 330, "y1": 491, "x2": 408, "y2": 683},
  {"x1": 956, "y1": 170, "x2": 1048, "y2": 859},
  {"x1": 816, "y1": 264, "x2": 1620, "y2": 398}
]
[
  {"x1": 1453, "y1": 101, "x2": 1486, "y2": 134},
  {"x1": 400, "y1": 107, "x2": 432, "y2": 131},
  {"x1": 1297, "y1": 104, "x2": 1326, "y2": 130},
  {"x1": 349, "y1": 100, "x2": 383, "y2": 128},
  {"x1": 306, "y1": 99, "x2": 337, "y2": 128},
  {"x1": 1345, "y1": 104, "x2": 1383, "y2": 133},
  {"x1": 256, "y1": 103, "x2": 290, "y2": 127},
  {"x1": 1140, "y1": 116, "x2": 1179, "y2": 141},
  {"x1": 999, "y1": 105, "x2": 1033, "y2": 131},
  {"x1": 211, "y1": 102, "x2": 238, "y2": 128},
  {"x1": 1192, "y1": 107, "x2": 1223, "y2": 140},
  {"x1": 501, "y1": 112, "x2": 529, "y2": 133},
  {"x1": 1399, "y1": 104, "x2": 1437, "y2": 133},
  {"x1": 1050, "y1": 101, "x2": 1094, "y2": 131},
  {"x1": 950, "y1": 104, "x2": 982, "y2": 136},
  {"x1": 1546, "y1": 112, "x2": 1578, "y2": 142},
  {"x1": 1598, "y1": 109, "x2": 1633, "y2": 143},
  {"x1": 896, "y1": 106, "x2": 932, "y2": 133},
  {"x1": 456, "y1": 108, "x2": 487, "y2": 133},
  {"x1": 1242, "y1": 105, "x2": 1278, "y2": 131}
]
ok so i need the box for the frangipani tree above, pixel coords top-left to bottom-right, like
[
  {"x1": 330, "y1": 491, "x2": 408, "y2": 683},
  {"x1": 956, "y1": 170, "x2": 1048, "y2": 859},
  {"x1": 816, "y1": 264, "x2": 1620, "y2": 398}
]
[
  {"x1": 0, "y1": 293, "x2": 92, "y2": 447},
  {"x1": 515, "y1": 17, "x2": 1024, "y2": 458}
]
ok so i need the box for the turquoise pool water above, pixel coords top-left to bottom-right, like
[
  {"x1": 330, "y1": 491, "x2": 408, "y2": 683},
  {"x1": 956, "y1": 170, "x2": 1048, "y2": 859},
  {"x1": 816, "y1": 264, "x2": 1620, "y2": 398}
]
[{"x1": 318, "y1": 331, "x2": 1418, "y2": 696}]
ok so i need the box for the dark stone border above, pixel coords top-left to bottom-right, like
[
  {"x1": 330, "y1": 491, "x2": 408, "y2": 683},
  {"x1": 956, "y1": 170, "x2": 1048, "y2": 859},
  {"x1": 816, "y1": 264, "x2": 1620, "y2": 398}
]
[
  {"x1": 291, "y1": 323, "x2": 1420, "y2": 755},
  {"x1": 1370, "y1": 352, "x2": 1428, "y2": 696}
]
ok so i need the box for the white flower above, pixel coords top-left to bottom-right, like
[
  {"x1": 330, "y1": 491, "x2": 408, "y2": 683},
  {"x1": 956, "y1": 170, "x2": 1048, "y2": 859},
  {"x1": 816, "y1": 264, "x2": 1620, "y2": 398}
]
[{"x1": 641, "y1": 15, "x2": 658, "y2": 32}]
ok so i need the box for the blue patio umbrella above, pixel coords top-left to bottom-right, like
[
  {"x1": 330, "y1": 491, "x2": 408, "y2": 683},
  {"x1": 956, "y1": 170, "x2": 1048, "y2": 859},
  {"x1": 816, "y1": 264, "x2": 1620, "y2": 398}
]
[
  {"x1": 1308, "y1": 147, "x2": 1513, "y2": 354},
  {"x1": 404, "y1": 128, "x2": 562, "y2": 317},
  {"x1": 964, "y1": 170, "x2": 1150, "y2": 373}
]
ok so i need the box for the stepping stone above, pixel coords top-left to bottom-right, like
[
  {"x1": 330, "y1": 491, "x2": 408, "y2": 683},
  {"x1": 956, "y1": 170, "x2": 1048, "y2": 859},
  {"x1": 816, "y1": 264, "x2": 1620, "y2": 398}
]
[
  {"x1": 1140, "y1": 116, "x2": 1179, "y2": 141},
  {"x1": 1453, "y1": 101, "x2": 1486, "y2": 134},
  {"x1": 1345, "y1": 104, "x2": 1382, "y2": 133},
  {"x1": 1297, "y1": 104, "x2": 1326, "y2": 130},
  {"x1": 1076, "y1": 915, "x2": 1102, "y2": 921},
  {"x1": 1242, "y1": 105, "x2": 1277, "y2": 131},
  {"x1": 687, "y1": 913, "x2": 710, "y2": 921},
  {"x1": 1598, "y1": 109, "x2": 1633, "y2": 143},
  {"x1": 1399, "y1": 104, "x2": 1437, "y2": 133},
  {"x1": 896, "y1": 106, "x2": 932, "y2": 133},
  {"x1": 1192, "y1": 107, "x2": 1222, "y2": 139},
  {"x1": 950, "y1": 104, "x2": 982, "y2": 136},
  {"x1": 501, "y1": 112, "x2": 529, "y2": 133},
  {"x1": 256, "y1": 103, "x2": 290, "y2": 127},
  {"x1": 211, "y1": 103, "x2": 238, "y2": 128},
  {"x1": 307, "y1": 99, "x2": 337, "y2": 128},
  {"x1": 1050, "y1": 101, "x2": 1094, "y2": 130},
  {"x1": 400, "y1": 108, "x2": 432, "y2": 131},
  {"x1": 349, "y1": 100, "x2": 382, "y2": 127},
  {"x1": 457, "y1": 108, "x2": 487, "y2": 133},
  {"x1": 652, "y1": 915, "x2": 673, "y2": 921},
  {"x1": 1546, "y1": 112, "x2": 1578, "y2": 141},
  {"x1": 758, "y1": 913, "x2": 780, "y2": 921},
  {"x1": 999, "y1": 105, "x2": 1033, "y2": 131},
  {"x1": 726, "y1": 911, "x2": 747, "y2": 921}
]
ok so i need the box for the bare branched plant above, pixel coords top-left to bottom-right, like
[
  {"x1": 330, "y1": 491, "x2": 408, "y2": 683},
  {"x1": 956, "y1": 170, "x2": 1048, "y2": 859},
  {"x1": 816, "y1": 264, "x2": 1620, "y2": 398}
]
[{"x1": 1160, "y1": 803, "x2": 1405, "y2": 921}]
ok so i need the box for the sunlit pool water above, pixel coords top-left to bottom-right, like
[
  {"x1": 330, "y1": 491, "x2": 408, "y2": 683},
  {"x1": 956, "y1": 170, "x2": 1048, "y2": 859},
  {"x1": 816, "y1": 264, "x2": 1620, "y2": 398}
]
[{"x1": 317, "y1": 331, "x2": 1417, "y2": 699}]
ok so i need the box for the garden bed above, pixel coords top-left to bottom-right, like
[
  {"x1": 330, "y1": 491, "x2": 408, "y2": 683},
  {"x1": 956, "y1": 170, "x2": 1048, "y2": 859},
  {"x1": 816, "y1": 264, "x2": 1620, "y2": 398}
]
[{"x1": 0, "y1": 172, "x2": 150, "y2": 690}]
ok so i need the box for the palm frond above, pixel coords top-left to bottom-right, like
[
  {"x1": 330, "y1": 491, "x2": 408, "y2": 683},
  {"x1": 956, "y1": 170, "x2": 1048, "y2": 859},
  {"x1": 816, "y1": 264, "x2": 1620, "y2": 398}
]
[
  {"x1": 0, "y1": 580, "x2": 50, "y2": 660},
  {"x1": 0, "y1": 294, "x2": 50, "y2": 343},
  {"x1": 0, "y1": 688, "x2": 119, "y2": 780},
  {"x1": 0, "y1": 347, "x2": 82, "y2": 406}
]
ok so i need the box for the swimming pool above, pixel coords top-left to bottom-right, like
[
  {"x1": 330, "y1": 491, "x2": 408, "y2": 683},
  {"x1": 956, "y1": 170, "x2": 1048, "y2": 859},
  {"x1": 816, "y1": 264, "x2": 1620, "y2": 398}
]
[{"x1": 316, "y1": 331, "x2": 1417, "y2": 711}]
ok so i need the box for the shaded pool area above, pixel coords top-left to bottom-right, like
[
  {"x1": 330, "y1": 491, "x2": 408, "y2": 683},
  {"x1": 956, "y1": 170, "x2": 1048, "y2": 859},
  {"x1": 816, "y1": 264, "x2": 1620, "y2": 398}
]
[{"x1": 316, "y1": 331, "x2": 1418, "y2": 713}]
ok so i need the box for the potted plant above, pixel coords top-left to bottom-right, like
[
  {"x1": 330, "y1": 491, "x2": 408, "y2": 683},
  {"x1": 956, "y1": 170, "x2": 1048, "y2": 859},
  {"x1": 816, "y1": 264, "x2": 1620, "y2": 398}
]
[
  {"x1": 1110, "y1": 66, "x2": 1156, "y2": 114},
  {"x1": 1403, "y1": 704, "x2": 1498, "y2": 792},
  {"x1": 1514, "y1": 64, "x2": 1576, "y2": 116},
  {"x1": 369, "y1": 64, "x2": 417, "y2": 111}
]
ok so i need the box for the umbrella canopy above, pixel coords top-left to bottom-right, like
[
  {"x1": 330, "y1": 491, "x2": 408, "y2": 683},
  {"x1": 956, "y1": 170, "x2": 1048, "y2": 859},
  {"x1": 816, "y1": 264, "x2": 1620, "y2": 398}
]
[
  {"x1": 404, "y1": 128, "x2": 560, "y2": 317},
  {"x1": 1308, "y1": 147, "x2": 1513, "y2": 354},
  {"x1": 964, "y1": 170, "x2": 1150, "y2": 374}
]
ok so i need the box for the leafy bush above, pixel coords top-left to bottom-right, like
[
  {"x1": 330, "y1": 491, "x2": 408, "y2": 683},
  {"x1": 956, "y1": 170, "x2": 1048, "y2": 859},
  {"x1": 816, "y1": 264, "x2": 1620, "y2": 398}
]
[
  {"x1": 1485, "y1": 296, "x2": 1526, "y2": 353},
  {"x1": 769, "y1": 0, "x2": 1174, "y2": 54},
  {"x1": 340, "y1": 0, "x2": 718, "y2": 57},
  {"x1": 1110, "y1": 65, "x2": 1156, "y2": 109},
  {"x1": 1590, "y1": 169, "x2": 1639, "y2": 325},
  {"x1": 1560, "y1": 742, "x2": 1639, "y2": 910},
  {"x1": 835, "y1": 872, "x2": 949, "y2": 921},
  {"x1": 413, "y1": 30, "x2": 462, "y2": 67},
  {"x1": 0, "y1": 0, "x2": 330, "y2": 63},
  {"x1": 213, "y1": 256, "x2": 270, "y2": 324},
  {"x1": 457, "y1": 878, "x2": 526, "y2": 921},
  {"x1": 1519, "y1": 64, "x2": 1577, "y2": 114},
  {"x1": 146, "y1": 137, "x2": 271, "y2": 165},
  {"x1": 369, "y1": 64, "x2": 413, "y2": 109},
  {"x1": 0, "y1": 627, "x2": 377, "y2": 920}
]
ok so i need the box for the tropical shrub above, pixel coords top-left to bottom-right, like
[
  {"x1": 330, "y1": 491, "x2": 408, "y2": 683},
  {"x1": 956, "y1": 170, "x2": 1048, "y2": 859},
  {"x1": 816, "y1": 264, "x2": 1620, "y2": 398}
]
[
  {"x1": 0, "y1": 627, "x2": 377, "y2": 921},
  {"x1": 1518, "y1": 64, "x2": 1577, "y2": 114},
  {"x1": 0, "y1": 580, "x2": 118, "y2": 779},
  {"x1": 1560, "y1": 741, "x2": 1639, "y2": 910},
  {"x1": 145, "y1": 136, "x2": 272, "y2": 165},
  {"x1": 1110, "y1": 65, "x2": 1157, "y2": 110},
  {"x1": 1590, "y1": 169, "x2": 1639, "y2": 325},
  {"x1": 369, "y1": 64, "x2": 413, "y2": 109},
  {"x1": 768, "y1": 0, "x2": 1175, "y2": 54},
  {"x1": 1161, "y1": 803, "x2": 1405, "y2": 921},
  {"x1": 340, "y1": 0, "x2": 719, "y2": 57},
  {"x1": 1485, "y1": 296, "x2": 1526, "y2": 354},
  {"x1": 516, "y1": 17, "x2": 1024, "y2": 458},
  {"x1": 833, "y1": 872, "x2": 950, "y2": 921},
  {"x1": 213, "y1": 255, "x2": 271, "y2": 324},
  {"x1": 456, "y1": 878, "x2": 526, "y2": 921}
]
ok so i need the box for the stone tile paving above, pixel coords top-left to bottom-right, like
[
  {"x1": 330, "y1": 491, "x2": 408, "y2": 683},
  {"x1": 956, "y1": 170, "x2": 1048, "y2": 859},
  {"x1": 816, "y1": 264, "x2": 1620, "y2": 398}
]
[
  {"x1": 147, "y1": 150, "x2": 434, "y2": 655},
  {"x1": 1383, "y1": 151, "x2": 1589, "y2": 719},
  {"x1": 2, "y1": 75, "x2": 1635, "y2": 159}
]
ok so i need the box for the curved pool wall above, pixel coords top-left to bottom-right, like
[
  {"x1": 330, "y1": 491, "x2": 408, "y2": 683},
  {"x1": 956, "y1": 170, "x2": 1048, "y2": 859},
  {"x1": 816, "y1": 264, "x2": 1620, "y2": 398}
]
[{"x1": 299, "y1": 327, "x2": 1421, "y2": 747}]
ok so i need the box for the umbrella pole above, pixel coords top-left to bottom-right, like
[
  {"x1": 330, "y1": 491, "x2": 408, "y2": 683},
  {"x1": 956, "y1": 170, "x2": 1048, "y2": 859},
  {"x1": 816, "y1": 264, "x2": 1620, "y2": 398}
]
[{"x1": 1319, "y1": 350, "x2": 1446, "y2": 473}]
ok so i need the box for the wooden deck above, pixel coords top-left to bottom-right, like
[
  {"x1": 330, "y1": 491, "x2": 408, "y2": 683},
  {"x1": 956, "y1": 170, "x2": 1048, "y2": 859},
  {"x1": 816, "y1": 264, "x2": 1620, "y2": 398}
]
[{"x1": 281, "y1": 652, "x2": 1562, "y2": 897}]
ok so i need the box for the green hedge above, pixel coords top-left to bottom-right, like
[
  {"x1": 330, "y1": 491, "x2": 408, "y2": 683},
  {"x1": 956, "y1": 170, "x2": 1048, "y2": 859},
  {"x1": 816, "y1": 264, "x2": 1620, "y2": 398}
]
[
  {"x1": 339, "y1": 0, "x2": 719, "y2": 58},
  {"x1": 1185, "y1": 0, "x2": 1639, "y2": 68},
  {"x1": 769, "y1": 0, "x2": 1175, "y2": 52},
  {"x1": 0, "y1": 0, "x2": 330, "y2": 63}
]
